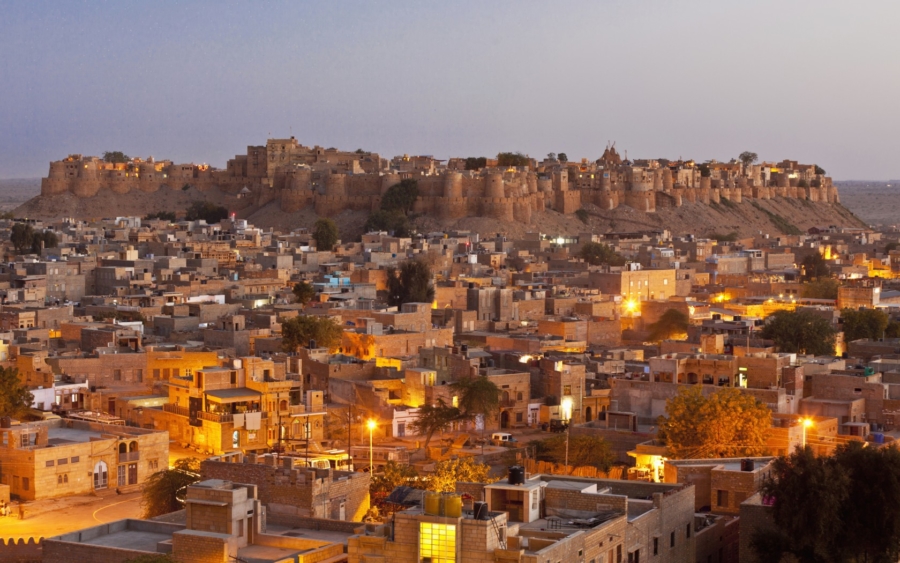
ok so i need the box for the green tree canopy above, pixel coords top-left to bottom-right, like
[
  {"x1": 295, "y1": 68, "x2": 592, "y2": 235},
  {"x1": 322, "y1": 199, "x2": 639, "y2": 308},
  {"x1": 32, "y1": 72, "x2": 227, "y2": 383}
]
[
  {"x1": 557, "y1": 152, "x2": 568, "y2": 163},
  {"x1": 647, "y1": 308, "x2": 690, "y2": 342},
  {"x1": 102, "y1": 151, "x2": 131, "y2": 164},
  {"x1": 428, "y1": 457, "x2": 495, "y2": 492},
  {"x1": 801, "y1": 252, "x2": 831, "y2": 281},
  {"x1": 759, "y1": 309, "x2": 837, "y2": 355},
  {"x1": 141, "y1": 458, "x2": 201, "y2": 518},
  {"x1": 814, "y1": 164, "x2": 826, "y2": 175},
  {"x1": 145, "y1": 211, "x2": 177, "y2": 222},
  {"x1": 577, "y1": 242, "x2": 626, "y2": 267},
  {"x1": 801, "y1": 278, "x2": 840, "y2": 300},
  {"x1": 496, "y1": 152, "x2": 530, "y2": 167},
  {"x1": 292, "y1": 281, "x2": 317, "y2": 306},
  {"x1": 464, "y1": 157, "x2": 487, "y2": 171},
  {"x1": 752, "y1": 442, "x2": 900, "y2": 563},
  {"x1": 386, "y1": 259, "x2": 435, "y2": 307},
  {"x1": 281, "y1": 315, "x2": 343, "y2": 352},
  {"x1": 409, "y1": 400, "x2": 461, "y2": 450},
  {"x1": 364, "y1": 209, "x2": 412, "y2": 237},
  {"x1": 312, "y1": 218, "x2": 339, "y2": 251},
  {"x1": 841, "y1": 307, "x2": 889, "y2": 342},
  {"x1": 452, "y1": 375, "x2": 501, "y2": 425},
  {"x1": 31, "y1": 230, "x2": 58, "y2": 253},
  {"x1": 739, "y1": 151, "x2": 759, "y2": 167},
  {"x1": 530, "y1": 434, "x2": 614, "y2": 473},
  {"x1": 380, "y1": 179, "x2": 419, "y2": 215},
  {"x1": 658, "y1": 386, "x2": 771, "y2": 459},
  {"x1": 10, "y1": 222, "x2": 34, "y2": 253},
  {"x1": 371, "y1": 460, "x2": 421, "y2": 496},
  {"x1": 185, "y1": 201, "x2": 229, "y2": 224},
  {"x1": 0, "y1": 367, "x2": 33, "y2": 419}
]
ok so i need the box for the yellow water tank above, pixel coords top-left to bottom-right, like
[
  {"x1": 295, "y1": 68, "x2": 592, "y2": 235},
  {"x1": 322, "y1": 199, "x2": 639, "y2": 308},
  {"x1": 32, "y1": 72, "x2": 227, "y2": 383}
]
[
  {"x1": 424, "y1": 492, "x2": 441, "y2": 516},
  {"x1": 443, "y1": 494, "x2": 462, "y2": 518}
]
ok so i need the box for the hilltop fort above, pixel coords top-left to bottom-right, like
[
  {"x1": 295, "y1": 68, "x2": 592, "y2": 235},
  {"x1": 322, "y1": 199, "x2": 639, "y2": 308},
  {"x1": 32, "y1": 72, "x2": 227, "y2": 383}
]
[{"x1": 38, "y1": 137, "x2": 839, "y2": 226}]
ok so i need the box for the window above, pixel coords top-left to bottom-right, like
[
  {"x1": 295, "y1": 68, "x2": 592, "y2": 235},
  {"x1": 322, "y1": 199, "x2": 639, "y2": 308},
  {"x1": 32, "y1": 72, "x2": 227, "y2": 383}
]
[
  {"x1": 653, "y1": 537, "x2": 658, "y2": 555},
  {"x1": 153, "y1": 369, "x2": 160, "y2": 379},
  {"x1": 564, "y1": 385, "x2": 572, "y2": 395},
  {"x1": 232, "y1": 430, "x2": 240, "y2": 449},
  {"x1": 670, "y1": 531, "x2": 675, "y2": 547},
  {"x1": 136, "y1": 369, "x2": 143, "y2": 382},
  {"x1": 22, "y1": 477, "x2": 29, "y2": 491},
  {"x1": 46, "y1": 460, "x2": 55, "y2": 467},
  {"x1": 118, "y1": 465, "x2": 126, "y2": 487},
  {"x1": 57, "y1": 458, "x2": 67, "y2": 465},
  {"x1": 686, "y1": 523, "x2": 691, "y2": 538},
  {"x1": 419, "y1": 522, "x2": 457, "y2": 563},
  {"x1": 71, "y1": 456, "x2": 79, "y2": 463},
  {"x1": 516, "y1": 412, "x2": 523, "y2": 422},
  {"x1": 717, "y1": 489, "x2": 729, "y2": 508},
  {"x1": 114, "y1": 369, "x2": 122, "y2": 381}
]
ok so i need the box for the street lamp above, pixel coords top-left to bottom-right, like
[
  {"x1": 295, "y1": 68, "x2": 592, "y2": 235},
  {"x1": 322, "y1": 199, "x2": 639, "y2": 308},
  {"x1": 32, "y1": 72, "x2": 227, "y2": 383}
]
[
  {"x1": 800, "y1": 417, "x2": 814, "y2": 450},
  {"x1": 561, "y1": 397, "x2": 574, "y2": 474},
  {"x1": 367, "y1": 419, "x2": 377, "y2": 473}
]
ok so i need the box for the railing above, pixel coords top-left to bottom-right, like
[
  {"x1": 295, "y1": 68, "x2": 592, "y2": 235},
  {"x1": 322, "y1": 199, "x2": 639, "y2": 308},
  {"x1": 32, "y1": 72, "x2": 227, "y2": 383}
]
[
  {"x1": 499, "y1": 399, "x2": 519, "y2": 408},
  {"x1": 118, "y1": 451, "x2": 140, "y2": 463},
  {"x1": 163, "y1": 404, "x2": 190, "y2": 417},
  {"x1": 197, "y1": 411, "x2": 233, "y2": 423}
]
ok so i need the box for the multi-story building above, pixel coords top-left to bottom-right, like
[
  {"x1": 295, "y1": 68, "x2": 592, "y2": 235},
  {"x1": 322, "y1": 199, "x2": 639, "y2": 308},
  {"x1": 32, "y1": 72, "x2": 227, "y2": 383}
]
[{"x1": 0, "y1": 418, "x2": 168, "y2": 500}]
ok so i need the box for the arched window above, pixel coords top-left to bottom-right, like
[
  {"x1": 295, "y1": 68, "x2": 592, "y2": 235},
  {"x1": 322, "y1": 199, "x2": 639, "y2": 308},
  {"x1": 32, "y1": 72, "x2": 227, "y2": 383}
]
[
  {"x1": 93, "y1": 461, "x2": 108, "y2": 489},
  {"x1": 118, "y1": 443, "x2": 127, "y2": 454},
  {"x1": 129, "y1": 441, "x2": 139, "y2": 452},
  {"x1": 280, "y1": 400, "x2": 288, "y2": 411},
  {"x1": 517, "y1": 392, "x2": 523, "y2": 401}
]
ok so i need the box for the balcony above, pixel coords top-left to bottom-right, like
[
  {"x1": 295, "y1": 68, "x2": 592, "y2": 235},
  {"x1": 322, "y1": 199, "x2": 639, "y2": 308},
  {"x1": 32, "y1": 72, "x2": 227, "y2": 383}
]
[
  {"x1": 118, "y1": 451, "x2": 140, "y2": 463},
  {"x1": 163, "y1": 404, "x2": 190, "y2": 417},
  {"x1": 499, "y1": 399, "x2": 519, "y2": 408}
]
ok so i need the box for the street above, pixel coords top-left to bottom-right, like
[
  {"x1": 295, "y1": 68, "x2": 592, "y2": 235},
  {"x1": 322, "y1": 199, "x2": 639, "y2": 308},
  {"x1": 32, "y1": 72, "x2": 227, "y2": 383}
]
[{"x1": 0, "y1": 491, "x2": 143, "y2": 541}]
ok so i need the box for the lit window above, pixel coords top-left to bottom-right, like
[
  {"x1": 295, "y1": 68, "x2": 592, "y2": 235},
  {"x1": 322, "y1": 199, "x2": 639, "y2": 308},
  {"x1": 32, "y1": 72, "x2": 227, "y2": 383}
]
[{"x1": 419, "y1": 522, "x2": 457, "y2": 563}]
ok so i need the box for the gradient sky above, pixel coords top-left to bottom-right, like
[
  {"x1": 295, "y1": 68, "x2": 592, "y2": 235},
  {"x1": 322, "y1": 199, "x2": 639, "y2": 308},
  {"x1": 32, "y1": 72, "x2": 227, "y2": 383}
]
[{"x1": 2, "y1": 0, "x2": 899, "y2": 180}]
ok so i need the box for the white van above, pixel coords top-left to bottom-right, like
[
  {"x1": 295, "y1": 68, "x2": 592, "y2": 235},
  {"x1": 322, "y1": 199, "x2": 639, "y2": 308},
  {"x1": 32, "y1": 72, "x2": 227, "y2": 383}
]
[{"x1": 491, "y1": 432, "x2": 516, "y2": 445}]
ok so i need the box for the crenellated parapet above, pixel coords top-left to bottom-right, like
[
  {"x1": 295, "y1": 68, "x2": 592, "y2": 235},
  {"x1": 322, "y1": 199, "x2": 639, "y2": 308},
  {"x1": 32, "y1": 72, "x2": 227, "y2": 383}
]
[{"x1": 38, "y1": 144, "x2": 842, "y2": 220}]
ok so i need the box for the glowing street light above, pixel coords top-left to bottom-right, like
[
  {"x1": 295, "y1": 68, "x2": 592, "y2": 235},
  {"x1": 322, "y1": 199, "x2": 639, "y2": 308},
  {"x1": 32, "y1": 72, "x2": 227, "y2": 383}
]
[
  {"x1": 367, "y1": 419, "x2": 377, "y2": 473},
  {"x1": 800, "y1": 417, "x2": 814, "y2": 450},
  {"x1": 561, "y1": 397, "x2": 574, "y2": 474}
]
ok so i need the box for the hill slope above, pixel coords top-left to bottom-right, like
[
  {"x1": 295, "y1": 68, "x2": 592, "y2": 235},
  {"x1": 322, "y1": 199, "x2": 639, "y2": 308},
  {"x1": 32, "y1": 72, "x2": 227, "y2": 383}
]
[{"x1": 15, "y1": 187, "x2": 864, "y2": 241}]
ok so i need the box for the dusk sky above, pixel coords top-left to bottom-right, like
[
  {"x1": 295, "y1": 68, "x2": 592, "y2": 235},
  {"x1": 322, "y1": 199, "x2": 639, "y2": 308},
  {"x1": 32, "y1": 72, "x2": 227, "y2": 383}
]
[{"x1": 2, "y1": 0, "x2": 899, "y2": 180}]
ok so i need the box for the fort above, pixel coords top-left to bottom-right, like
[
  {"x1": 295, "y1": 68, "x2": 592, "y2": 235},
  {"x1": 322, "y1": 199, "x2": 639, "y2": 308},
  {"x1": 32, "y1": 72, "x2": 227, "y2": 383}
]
[{"x1": 40, "y1": 138, "x2": 840, "y2": 222}]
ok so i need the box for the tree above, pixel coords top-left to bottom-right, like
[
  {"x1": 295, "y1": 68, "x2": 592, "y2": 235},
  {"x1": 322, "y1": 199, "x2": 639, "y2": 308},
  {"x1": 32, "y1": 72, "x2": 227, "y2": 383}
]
[
  {"x1": 380, "y1": 179, "x2": 419, "y2": 215},
  {"x1": 184, "y1": 201, "x2": 228, "y2": 224},
  {"x1": 364, "y1": 209, "x2": 412, "y2": 237},
  {"x1": 886, "y1": 242, "x2": 899, "y2": 254},
  {"x1": 759, "y1": 309, "x2": 836, "y2": 355},
  {"x1": 738, "y1": 151, "x2": 759, "y2": 167},
  {"x1": 531, "y1": 434, "x2": 614, "y2": 473},
  {"x1": 464, "y1": 157, "x2": 487, "y2": 171},
  {"x1": 801, "y1": 278, "x2": 840, "y2": 300},
  {"x1": 0, "y1": 367, "x2": 33, "y2": 419},
  {"x1": 428, "y1": 457, "x2": 495, "y2": 492},
  {"x1": 141, "y1": 458, "x2": 201, "y2": 518},
  {"x1": 546, "y1": 152, "x2": 556, "y2": 161},
  {"x1": 574, "y1": 209, "x2": 590, "y2": 225},
  {"x1": 31, "y1": 230, "x2": 57, "y2": 253},
  {"x1": 145, "y1": 211, "x2": 177, "y2": 222},
  {"x1": 841, "y1": 308, "x2": 889, "y2": 342},
  {"x1": 386, "y1": 259, "x2": 435, "y2": 307},
  {"x1": 761, "y1": 308, "x2": 836, "y2": 353},
  {"x1": 312, "y1": 218, "x2": 339, "y2": 251},
  {"x1": 409, "y1": 401, "x2": 461, "y2": 450},
  {"x1": 697, "y1": 164, "x2": 711, "y2": 177},
  {"x1": 753, "y1": 442, "x2": 900, "y2": 563},
  {"x1": 281, "y1": 315, "x2": 343, "y2": 352},
  {"x1": 557, "y1": 152, "x2": 568, "y2": 163},
  {"x1": 371, "y1": 460, "x2": 421, "y2": 495},
  {"x1": 801, "y1": 252, "x2": 831, "y2": 281},
  {"x1": 814, "y1": 165, "x2": 826, "y2": 175},
  {"x1": 709, "y1": 231, "x2": 739, "y2": 243},
  {"x1": 292, "y1": 281, "x2": 317, "y2": 306},
  {"x1": 647, "y1": 308, "x2": 690, "y2": 342},
  {"x1": 452, "y1": 375, "x2": 500, "y2": 426},
  {"x1": 496, "y1": 152, "x2": 530, "y2": 167},
  {"x1": 577, "y1": 242, "x2": 626, "y2": 267},
  {"x1": 10, "y1": 222, "x2": 34, "y2": 253},
  {"x1": 658, "y1": 386, "x2": 771, "y2": 459},
  {"x1": 102, "y1": 151, "x2": 130, "y2": 164}
]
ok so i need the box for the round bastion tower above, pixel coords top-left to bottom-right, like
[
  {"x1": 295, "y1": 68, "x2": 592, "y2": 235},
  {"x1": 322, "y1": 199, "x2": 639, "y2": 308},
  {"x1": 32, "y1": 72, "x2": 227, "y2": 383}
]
[
  {"x1": 72, "y1": 160, "x2": 101, "y2": 198},
  {"x1": 381, "y1": 173, "x2": 400, "y2": 195},
  {"x1": 443, "y1": 171, "x2": 463, "y2": 199},
  {"x1": 41, "y1": 161, "x2": 69, "y2": 196},
  {"x1": 137, "y1": 162, "x2": 160, "y2": 193},
  {"x1": 485, "y1": 172, "x2": 505, "y2": 199},
  {"x1": 324, "y1": 173, "x2": 347, "y2": 198}
]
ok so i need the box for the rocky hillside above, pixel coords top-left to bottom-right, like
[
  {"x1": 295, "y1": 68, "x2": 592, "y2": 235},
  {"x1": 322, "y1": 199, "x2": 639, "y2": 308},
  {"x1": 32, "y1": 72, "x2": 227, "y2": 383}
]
[{"x1": 15, "y1": 186, "x2": 865, "y2": 241}]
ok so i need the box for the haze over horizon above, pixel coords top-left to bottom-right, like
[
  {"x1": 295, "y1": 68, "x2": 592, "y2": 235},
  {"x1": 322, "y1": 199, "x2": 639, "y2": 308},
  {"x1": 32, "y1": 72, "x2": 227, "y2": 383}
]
[{"x1": 1, "y1": 0, "x2": 899, "y2": 181}]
